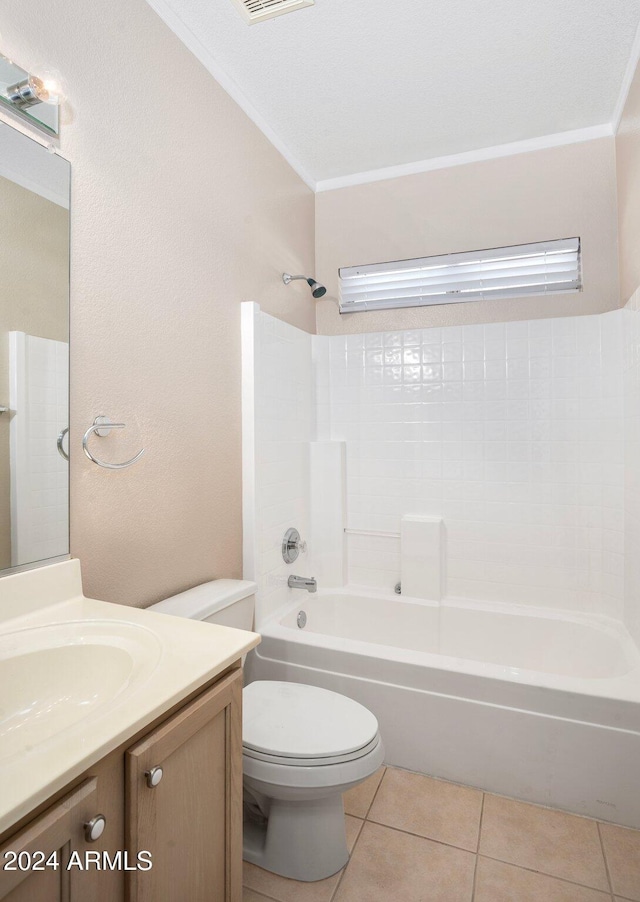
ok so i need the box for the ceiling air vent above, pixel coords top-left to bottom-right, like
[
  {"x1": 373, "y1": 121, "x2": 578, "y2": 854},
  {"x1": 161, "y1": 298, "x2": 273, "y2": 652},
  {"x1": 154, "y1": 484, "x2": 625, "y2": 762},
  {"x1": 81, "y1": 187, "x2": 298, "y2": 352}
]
[{"x1": 231, "y1": 0, "x2": 314, "y2": 25}]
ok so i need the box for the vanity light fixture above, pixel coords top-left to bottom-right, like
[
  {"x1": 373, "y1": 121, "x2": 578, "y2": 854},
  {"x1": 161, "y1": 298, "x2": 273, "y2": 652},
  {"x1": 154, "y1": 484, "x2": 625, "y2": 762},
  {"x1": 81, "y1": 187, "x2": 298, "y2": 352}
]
[
  {"x1": 0, "y1": 53, "x2": 64, "y2": 135},
  {"x1": 5, "y1": 72, "x2": 61, "y2": 109}
]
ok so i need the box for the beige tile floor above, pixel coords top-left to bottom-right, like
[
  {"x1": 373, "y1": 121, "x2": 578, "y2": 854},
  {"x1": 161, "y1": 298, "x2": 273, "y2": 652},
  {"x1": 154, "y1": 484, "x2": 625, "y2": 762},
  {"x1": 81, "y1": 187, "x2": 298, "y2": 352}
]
[{"x1": 243, "y1": 766, "x2": 640, "y2": 902}]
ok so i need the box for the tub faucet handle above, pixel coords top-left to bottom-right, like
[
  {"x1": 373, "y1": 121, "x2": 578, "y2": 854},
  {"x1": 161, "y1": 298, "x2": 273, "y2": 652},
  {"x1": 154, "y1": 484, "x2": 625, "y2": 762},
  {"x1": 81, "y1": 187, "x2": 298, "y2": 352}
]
[{"x1": 282, "y1": 528, "x2": 307, "y2": 563}]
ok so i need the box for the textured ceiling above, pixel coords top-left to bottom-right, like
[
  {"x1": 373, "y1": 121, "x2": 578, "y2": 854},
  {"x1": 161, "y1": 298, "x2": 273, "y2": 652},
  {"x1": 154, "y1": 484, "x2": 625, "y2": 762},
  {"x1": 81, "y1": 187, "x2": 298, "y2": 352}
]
[{"x1": 149, "y1": 0, "x2": 640, "y2": 183}]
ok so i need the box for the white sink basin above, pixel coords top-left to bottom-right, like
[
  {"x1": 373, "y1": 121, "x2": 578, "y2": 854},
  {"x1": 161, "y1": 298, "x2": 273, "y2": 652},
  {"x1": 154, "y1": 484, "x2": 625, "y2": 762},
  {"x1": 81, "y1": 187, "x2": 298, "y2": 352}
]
[
  {"x1": 0, "y1": 621, "x2": 162, "y2": 761},
  {"x1": 0, "y1": 559, "x2": 260, "y2": 836}
]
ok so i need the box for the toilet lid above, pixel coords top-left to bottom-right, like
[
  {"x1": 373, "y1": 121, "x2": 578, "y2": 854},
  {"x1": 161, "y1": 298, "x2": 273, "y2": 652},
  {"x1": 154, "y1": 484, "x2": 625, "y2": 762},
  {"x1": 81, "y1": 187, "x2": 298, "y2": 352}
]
[{"x1": 243, "y1": 681, "x2": 379, "y2": 760}]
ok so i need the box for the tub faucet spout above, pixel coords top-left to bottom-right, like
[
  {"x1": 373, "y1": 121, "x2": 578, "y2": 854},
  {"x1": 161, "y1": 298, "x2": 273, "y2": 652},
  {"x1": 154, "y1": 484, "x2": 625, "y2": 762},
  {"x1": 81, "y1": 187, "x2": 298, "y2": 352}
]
[{"x1": 288, "y1": 575, "x2": 317, "y2": 593}]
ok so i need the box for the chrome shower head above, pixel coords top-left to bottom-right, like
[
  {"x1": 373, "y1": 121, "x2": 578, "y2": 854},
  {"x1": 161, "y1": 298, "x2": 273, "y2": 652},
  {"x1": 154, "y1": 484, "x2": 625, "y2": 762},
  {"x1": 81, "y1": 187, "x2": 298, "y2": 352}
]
[
  {"x1": 282, "y1": 273, "x2": 327, "y2": 299},
  {"x1": 308, "y1": 279, "x2": 327, "y2": 299}
]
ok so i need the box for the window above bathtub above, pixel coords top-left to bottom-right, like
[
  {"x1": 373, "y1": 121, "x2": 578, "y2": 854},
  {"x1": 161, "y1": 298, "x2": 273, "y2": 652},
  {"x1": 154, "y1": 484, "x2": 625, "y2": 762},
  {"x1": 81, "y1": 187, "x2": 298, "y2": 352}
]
[{"x1": 338, "y1": 237, "x2": 582, "y2": 314}]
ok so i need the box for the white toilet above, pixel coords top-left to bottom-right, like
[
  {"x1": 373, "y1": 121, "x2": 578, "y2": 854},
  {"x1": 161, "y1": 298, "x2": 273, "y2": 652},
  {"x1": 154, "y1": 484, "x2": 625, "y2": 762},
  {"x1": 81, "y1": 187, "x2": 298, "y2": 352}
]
[{"x1": 149, "y1": 579, "x2": 384, "y2": 883}]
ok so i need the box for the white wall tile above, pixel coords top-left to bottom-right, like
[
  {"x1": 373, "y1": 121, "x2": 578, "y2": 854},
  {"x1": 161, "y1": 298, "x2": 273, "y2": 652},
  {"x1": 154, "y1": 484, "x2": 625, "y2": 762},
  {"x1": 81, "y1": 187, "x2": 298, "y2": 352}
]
[{"x1": 324, "y1": 312, "x2": 625, "y2": 617}]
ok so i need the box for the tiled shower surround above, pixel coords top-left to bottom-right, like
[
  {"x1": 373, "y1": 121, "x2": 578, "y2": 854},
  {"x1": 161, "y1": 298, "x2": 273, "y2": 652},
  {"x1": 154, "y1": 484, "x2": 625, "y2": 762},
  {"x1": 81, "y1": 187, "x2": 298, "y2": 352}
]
[
  {"x1": 246, "y1": 304, "x2": 635, "y2": 630},
  {"x1": 316, "y1": 313, "x2": 625, "y2": 619}
]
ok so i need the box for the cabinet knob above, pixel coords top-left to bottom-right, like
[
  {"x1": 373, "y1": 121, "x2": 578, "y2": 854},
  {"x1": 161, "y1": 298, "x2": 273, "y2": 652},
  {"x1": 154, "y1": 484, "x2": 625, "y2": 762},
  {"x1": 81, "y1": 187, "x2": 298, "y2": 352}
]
[
  {"x1": 84, "y1": 814, "x2": 106, "y2": 843},
  {"x1": 145, "y1": 766, "x2": 163, "y2": 788}
]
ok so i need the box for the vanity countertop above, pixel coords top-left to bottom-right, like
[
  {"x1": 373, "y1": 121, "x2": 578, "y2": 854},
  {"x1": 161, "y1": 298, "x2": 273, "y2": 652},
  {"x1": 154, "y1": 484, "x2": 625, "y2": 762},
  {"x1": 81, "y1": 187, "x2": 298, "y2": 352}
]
[{"x1": 0, "y1": 559, "x2": 260, "y2": 835}]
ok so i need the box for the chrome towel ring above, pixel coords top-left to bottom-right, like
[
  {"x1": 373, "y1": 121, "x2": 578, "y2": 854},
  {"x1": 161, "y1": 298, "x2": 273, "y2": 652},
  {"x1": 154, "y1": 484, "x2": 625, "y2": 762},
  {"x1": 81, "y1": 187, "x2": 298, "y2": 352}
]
[
  {"x1": 57, "y1": 426, "x2": 69, "y2": 461},
  {"x1": 82, "y1": 416, "x2": 145, "y2": 470}
]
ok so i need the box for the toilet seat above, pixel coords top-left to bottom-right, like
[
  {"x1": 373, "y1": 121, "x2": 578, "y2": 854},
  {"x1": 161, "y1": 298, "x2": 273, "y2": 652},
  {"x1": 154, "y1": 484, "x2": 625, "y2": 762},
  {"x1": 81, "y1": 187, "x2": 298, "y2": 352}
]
[
  {"x1": 243, "y1": 732, "x2": 382, "y2": 767},
  {"x1": 243, "y1": 681, "x2": 379, "y2": 763},
  {"x1": 243, "y1": 732, "x2": 384, "y2": 791}
]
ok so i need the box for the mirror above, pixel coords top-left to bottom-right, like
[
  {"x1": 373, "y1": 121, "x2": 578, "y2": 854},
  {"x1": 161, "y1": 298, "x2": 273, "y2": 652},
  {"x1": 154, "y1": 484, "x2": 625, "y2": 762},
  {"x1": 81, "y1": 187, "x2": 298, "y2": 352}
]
[{"x1": 0, "y1": 121, "x2": 70, "y2": 571}]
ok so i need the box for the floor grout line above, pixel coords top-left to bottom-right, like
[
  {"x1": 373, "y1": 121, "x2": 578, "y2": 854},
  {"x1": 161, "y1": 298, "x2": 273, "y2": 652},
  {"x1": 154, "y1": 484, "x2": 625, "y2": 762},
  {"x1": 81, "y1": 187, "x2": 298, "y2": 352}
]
[
  {"x1": 363, "y1": 817, "x2": 487, "y2": 855},
  {"x1": 332, "y1": 769, "x2": 386, "y2": 902},
  {"x1": 242, "y1": 886, "x2": 282, "y2": 902},
  {"x1": 329, "y1": 855, "x2": 350, "y2": 901},
  {"x1": 329, "y1": 813, "x2": 366, "y2": 902},
  {"x1": 470, "y1": 792, "x2": 486, "y2": 902},
  {"x1": 362, "y1": 766, "x2": 387, "y2": 819},
  {"x1": 596, "y1": 821, "x2": 616, "y2": 899},
  {"x1": 475, "y1": 852, "x2": 614, "y2": 895}
]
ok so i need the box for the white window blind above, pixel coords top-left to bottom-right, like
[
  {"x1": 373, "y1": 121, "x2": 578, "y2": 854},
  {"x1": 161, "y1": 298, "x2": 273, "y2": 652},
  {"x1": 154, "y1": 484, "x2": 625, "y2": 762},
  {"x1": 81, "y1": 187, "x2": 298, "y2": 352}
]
[{"x1": 338, "y1": 238, "x2": 581, "y2": 313}]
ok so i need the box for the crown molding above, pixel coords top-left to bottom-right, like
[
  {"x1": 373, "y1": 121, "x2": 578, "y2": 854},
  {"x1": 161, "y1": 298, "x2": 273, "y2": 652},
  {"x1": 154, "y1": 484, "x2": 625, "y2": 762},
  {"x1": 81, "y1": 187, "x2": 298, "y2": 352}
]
[
  {"x1": 315, "y1": 124, "x2": 614, "y2": 193},
  {"x1": 145, "y1": 0, "x2": 317, "y2": 191},
  {"x1": 612, "y1": 18, "x2": 640, "y2": 132}
]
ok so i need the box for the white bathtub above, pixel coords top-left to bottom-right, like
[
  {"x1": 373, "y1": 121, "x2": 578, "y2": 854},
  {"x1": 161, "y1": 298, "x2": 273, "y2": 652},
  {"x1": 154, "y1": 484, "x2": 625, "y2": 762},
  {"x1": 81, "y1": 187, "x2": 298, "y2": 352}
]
[{"x1": 247, "y1": 588, "x2": 640, "y2": 828}]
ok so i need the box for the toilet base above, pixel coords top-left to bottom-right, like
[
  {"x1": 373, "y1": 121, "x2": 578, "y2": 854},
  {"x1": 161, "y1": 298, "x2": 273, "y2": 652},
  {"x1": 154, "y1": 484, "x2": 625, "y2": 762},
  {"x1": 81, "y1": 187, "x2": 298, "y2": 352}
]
[{"x1": 243, "y1": 793, "x2": 349, "y2": 882}]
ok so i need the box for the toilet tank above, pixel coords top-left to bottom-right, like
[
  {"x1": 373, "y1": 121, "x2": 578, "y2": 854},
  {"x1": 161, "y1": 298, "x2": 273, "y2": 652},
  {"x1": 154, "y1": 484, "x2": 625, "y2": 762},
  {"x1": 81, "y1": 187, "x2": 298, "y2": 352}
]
[{"x1": 148, "y1": 579, "x2": 257, "y2": 630}]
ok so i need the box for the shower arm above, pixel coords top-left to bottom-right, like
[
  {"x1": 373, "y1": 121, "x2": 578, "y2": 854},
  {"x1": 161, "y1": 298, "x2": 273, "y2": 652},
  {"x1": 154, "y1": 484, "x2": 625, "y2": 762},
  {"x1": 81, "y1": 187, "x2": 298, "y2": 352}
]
[{"x1": 282, "y1": 272, "x2": 327, "y2": 298}]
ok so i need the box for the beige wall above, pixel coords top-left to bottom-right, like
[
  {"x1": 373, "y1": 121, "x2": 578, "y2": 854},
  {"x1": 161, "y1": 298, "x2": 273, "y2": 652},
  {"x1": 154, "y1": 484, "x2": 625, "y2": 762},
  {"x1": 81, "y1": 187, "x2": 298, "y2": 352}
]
[
  {"x1": 315, "y1": 138, "x2": 620, "y2": 334},
  {"x1": 0, "y1": 177, "x2": 69, "y2": 569},
  {"x1": 617, "y1": 60, "x2": 640, "y2": 302},
  {"x1": 0, "y1": 0, "x2": 315, "y2": 605}
]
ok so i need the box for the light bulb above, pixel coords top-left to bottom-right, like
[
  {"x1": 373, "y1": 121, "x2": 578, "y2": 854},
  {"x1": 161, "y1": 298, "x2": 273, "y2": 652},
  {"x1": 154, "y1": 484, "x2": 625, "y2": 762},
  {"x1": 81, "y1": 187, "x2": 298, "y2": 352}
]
[
  {"x1": 33, "y1": 65, "x2": 64, "y2": 105},
  {"x1": 39, "y1": 76, "x2": 63, "y2": 105}
]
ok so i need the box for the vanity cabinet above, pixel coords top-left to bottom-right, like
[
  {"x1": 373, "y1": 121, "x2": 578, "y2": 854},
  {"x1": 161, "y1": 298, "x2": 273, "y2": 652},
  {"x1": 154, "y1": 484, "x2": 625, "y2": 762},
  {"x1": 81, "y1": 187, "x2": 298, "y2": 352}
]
[{"x1": 0, "y1": 668, "x2": 243, "y2": 902}]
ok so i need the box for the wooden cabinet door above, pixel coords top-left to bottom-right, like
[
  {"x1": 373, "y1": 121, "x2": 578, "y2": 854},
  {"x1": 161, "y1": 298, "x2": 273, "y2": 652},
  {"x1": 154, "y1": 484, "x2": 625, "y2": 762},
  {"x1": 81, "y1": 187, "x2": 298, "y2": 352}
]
[
  {"x1": 1, "y1": 750, "x2": 125, "y2": 902},
  {"x1": 0, "y1": 779, "x2": 98, "y2": 902},
  {"x1": 126, "y1": 669, "x2": 243, "y2": 902}
]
